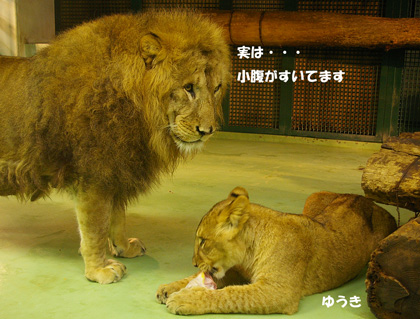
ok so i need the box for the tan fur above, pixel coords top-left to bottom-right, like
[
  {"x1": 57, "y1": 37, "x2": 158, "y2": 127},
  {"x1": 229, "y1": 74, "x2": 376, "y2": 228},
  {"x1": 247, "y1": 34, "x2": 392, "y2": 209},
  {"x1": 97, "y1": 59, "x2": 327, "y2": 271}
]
[
  {"x1": 157, "y1": 187, "x2": 397, "y2": 315},
  {"x1": 0, "y1": 10, "x2": 230, "y2": 284}
]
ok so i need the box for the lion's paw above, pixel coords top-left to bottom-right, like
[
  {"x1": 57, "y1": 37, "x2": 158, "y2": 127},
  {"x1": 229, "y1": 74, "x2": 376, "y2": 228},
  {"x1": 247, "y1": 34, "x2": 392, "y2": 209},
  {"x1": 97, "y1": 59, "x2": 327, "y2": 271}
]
[
  {"x1": 156, "y1": 281, "x2": 188, "y2": 304},
  {"x1": 85, "y1": 259, "x2": 127, "y2": 284},
  {"x1": 110, "y1": 238, "x2": 146, "y2": 258},
  {"x1": 166, "y1": 287, "x2": 209, "y2": 315}
]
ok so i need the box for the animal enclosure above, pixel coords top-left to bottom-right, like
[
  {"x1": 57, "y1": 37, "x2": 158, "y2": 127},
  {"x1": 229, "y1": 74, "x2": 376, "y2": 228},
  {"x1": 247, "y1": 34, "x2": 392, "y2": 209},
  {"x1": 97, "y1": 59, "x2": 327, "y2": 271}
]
[{"x1": 2, "y1": 1, "x2": 419, "y2": 318}]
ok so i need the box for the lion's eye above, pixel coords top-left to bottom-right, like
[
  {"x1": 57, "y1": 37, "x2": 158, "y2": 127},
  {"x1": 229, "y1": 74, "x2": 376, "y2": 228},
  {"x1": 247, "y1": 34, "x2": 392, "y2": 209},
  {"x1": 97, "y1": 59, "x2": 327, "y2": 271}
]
[
  {"x1": 183, "y1": 83, "x2": 195, "y2": 98},
  {"x1": 199, "y1": 238, "x2": 206, "y2": 247},
  {"x1": 214, "y1": 83, "x2": 222, "y2": 94}
]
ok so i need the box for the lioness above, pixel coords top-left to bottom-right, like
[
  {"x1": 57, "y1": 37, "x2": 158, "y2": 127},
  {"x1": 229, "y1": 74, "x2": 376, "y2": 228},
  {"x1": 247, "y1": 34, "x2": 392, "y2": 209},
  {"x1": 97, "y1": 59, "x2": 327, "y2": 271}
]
[
  {"x1": 157, "y1": 187, "x2": 397, "y2": 315},
  {"x1": 0, "y1": 11, "x2": 230, "y2": 283}
]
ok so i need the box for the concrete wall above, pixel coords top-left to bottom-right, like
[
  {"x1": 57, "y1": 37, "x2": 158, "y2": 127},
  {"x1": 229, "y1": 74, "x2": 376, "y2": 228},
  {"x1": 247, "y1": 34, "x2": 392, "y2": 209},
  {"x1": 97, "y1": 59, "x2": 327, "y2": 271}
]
[
  {"x1": 0, "y1": 0, "x2": 54, "y2": 56},
  {"x1": 0, "y1": 0, "x2": 18, "y2": 55}
]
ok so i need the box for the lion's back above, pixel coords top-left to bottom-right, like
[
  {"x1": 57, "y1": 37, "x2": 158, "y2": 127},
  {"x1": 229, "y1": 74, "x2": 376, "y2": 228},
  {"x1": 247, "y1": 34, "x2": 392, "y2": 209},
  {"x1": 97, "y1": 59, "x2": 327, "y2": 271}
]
[
  {"x1": 301, "y1": 192, "x2": 396, "y2": 295},
  {"x1": 0, "y1": 56, "x2": 30, "y2": 103},
  {"x1": 303, "y1": 191, "x2": 396, "y2": 239},
  {"x1": 0, "y1": 56, "x2": 33, "y2": 152}
]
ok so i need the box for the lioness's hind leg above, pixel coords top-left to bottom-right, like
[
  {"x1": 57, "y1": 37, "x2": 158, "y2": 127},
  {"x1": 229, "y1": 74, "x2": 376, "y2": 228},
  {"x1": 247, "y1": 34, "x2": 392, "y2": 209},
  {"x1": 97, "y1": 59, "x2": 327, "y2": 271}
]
[
  {"x1": 109, "y1": 207, "x2": 146, "y2": 258},
  {"x1": 76, "y1": 191, "x2": 127, "y2": 284}
]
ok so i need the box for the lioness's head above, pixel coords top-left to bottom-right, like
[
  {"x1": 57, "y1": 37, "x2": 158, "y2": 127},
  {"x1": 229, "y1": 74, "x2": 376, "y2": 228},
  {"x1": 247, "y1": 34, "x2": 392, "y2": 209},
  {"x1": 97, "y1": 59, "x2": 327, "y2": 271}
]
[
  {"x1": 193, "y1": 187, "x2": 250, "y2": 279},
  {"x1": 133, "y1": 11, "x2": 231, "y2": 154}
]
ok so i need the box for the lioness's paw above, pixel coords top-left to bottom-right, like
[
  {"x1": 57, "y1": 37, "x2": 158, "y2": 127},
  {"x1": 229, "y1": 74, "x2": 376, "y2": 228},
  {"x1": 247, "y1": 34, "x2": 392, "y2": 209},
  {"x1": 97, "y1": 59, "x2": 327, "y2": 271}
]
[
  {"x1": 110, "y1": 238, "x2": 146, "y2": 258},
  {"x1": 166, "y1": 288, "x2": 208, "y2": 315},
  {"x1": 156, "y1": 281, "x2": 187, "y2": 304},
  {"x1": 85, "y1": 259, "x2": 127, "y2": 284}
]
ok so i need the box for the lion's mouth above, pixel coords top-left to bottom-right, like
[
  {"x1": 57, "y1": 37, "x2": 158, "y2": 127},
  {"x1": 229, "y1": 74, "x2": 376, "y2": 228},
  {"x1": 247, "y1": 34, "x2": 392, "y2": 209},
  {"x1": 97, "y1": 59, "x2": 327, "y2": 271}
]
[
  {"x1": 200, "y1": 264, "x2": 224, "y2": 280},
  {"x1": 209, "y1": 267, "x2": 224, "y2": 280},
  {"x1": 170, "y1": 130, "x2": 203, "y2": 145},
  {"x1": 169, "y1": 131, "x2": 205, "y2": 154},
  {"x1": 175, "y1": 135, "x2": 202, "y2": 144}
]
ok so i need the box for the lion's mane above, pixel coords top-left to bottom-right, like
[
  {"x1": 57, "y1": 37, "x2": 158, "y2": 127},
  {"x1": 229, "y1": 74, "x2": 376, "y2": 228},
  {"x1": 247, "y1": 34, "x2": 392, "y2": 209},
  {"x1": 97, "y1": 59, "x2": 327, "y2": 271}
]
[{"x1": 0, "y1": 10, "x2": 230, "y2": 208}]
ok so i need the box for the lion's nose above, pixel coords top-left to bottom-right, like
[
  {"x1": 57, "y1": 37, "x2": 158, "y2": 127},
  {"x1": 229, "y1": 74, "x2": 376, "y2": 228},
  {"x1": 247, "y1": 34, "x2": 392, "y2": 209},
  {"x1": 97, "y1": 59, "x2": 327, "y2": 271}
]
[
  {"x1": 196, "y1": 126, "x2": 214, "y2": 136},
  {"x1": 192, "y1": 256, "x2": 198, "y2": 267}
]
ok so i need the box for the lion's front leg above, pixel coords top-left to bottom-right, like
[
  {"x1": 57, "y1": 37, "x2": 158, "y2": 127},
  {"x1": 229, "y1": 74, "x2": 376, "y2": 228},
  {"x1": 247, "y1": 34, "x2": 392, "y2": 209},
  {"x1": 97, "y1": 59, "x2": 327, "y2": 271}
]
[
  {"x1": 76, "y1": 191, "x2": 126, "y2": 284},
  {"x1": 108, "y1": 206, "x2": 146, "y2": 258},
  {"x1": 166, "y1": 282, "x2": 300, "y2": 315}
]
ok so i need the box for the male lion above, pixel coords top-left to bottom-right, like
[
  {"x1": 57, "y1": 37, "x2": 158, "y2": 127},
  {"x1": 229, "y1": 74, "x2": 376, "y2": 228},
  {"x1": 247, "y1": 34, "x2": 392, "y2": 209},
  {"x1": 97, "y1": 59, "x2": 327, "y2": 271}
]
[
  {"x1": 157, "y1": 187, "x2": 397, "y2": 315},
  {"x1": 0, "y1": 10, "x2": 230, "y2": 284}
]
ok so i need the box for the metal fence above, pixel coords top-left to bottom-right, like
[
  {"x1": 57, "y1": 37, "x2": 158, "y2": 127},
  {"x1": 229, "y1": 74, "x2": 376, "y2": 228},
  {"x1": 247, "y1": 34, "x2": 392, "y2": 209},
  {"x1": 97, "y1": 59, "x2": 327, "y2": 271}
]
[{"x1": 54, "y1": 0, "x2": 420, "y2": 142}]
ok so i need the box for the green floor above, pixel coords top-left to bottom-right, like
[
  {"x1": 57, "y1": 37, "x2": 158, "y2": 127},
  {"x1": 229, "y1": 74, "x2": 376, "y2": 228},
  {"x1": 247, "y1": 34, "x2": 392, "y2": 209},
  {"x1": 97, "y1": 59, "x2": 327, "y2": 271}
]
[{"x1": 0, "y1": 132, "x2": 410, "y2": 319}]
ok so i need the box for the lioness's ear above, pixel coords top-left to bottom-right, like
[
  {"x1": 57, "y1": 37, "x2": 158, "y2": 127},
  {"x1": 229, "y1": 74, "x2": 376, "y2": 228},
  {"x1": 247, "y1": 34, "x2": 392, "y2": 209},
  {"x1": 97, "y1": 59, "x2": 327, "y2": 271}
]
[
  {"x1": 140, "y1": 33, "x2": 161, "y2": 69},
  {"x1": 217, "y1": 195, "x2": 249, "y2": 239},
  {"x1": 228, "y1": 187, "x2": 249, "y2": 200}
]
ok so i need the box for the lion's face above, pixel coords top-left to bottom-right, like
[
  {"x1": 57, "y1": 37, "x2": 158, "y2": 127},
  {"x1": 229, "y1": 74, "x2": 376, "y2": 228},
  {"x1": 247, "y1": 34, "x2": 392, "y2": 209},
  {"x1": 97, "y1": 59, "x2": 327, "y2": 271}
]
[
  {"x1": 166, "y1": 57, "x2": 225, "y2": 154},
  {"x1": 192, "y1": 188, "x2": 250, "y2": 279},
  {"x1": 136, "y1": 16, "x2": 231, "y2": 155}
]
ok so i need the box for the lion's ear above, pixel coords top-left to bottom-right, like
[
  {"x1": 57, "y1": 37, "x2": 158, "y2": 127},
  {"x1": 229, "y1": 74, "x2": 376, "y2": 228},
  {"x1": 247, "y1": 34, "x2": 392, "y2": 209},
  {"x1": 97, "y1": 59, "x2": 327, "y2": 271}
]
[
  {"x1": 228, "y1": 187, "x2": 249, "y2": 200},
  {"x1": 140, "y1": 33, "x2": 161, "y2": 69},
  {"x1": 217, "y1": 195, "x2": 249, "y2": 239}
]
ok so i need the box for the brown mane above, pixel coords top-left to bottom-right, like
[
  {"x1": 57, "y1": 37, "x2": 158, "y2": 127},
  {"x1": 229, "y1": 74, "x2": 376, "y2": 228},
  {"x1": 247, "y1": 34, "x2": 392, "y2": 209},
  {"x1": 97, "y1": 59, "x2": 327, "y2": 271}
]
[{"x1": 0, "y1": 10, "x2": 230, "y2": 209}]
